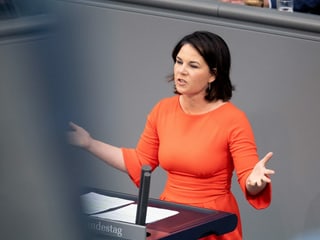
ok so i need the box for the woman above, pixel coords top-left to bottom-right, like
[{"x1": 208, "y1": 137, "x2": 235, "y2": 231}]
[{"x1": 68, "y1": 31, "x2": 275, "y2": 239}]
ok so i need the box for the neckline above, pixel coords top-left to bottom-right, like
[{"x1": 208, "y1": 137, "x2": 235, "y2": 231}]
[{"x1": 177, "y1": 95, "x2": 229, "y2": 116}]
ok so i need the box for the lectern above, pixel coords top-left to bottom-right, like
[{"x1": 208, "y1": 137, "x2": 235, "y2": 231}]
[
  {"x1": 83, "y1": 187, "x2": 237, "y2": 240},
  {"x1": 83, "y1": 165, "x2": 237, "y2": 239}
]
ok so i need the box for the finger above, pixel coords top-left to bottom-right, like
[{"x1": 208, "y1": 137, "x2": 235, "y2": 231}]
[
  {"x1": 69, "y1": 121, "x2": 79, "y2": 130},
  {"x1": 265, "y1": 169, "x2": 275, "y2": 175},
  {"x1": 260, "y1": 152, "x2": 273, "y2": 165},
  {"x1": 246, "y1": 179, "x2": 255, "y2": 186},
  {"x1": 256, "y1": 179, "x2": 262, "y2": 187},
  {"x1": 262, "y1": 176, "x2": 272, "y2": 183}
]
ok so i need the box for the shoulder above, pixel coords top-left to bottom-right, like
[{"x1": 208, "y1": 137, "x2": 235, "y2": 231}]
[
  {"x1": 221, "y1": 102, "x2": 247, "y2": 119},
  {"x1": 157, "y1": 95, "x2": 179, "y2": 105},
  {"x1": 218, "y1": 102, "x2": 254, "y2": 131},
  {"x1": 148, "y1": 95, "x2": 179, "y2": 122},
  {"x1": 221, "y1": 103, "x2": 255, "y2": 136},
  {"x1": 152, "y1": 95, "x2": 179, "y2": 111},
  {"x1": 147, "y1": 95, "x2": 178, "y2": 120}
]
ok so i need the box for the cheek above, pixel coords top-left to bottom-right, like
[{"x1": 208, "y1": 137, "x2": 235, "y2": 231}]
[
  {"x1": 195, "y1": 73, "x2": 210, "y2": 83},
  {"x1": 173, "y1": 65, "x2": 177, "y2": 74},
  {"x1": 173, "y1": 64, "x2": 180, "y2": 74},
  {"x1": 201, "y1": 72, "x2": 214, "y2": 83}
]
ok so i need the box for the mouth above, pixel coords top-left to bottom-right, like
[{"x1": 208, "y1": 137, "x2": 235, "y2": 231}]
[{"x1": 176, "y1": 78, "x2": 187, "y2": 86}]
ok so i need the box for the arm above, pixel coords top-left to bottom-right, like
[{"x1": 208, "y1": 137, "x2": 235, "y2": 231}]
[
  {"x1": 67, "y1": 122, "x2": 127, "y2": 172},
  {"x1": 222, "y1": 0, "x2": 272, "y2": 7},
  {"x1": 122, "y1": 110, "x2": 160, "y2": 186},
  {"x1": 229, "y1": 110, "x2": 274, "y2": 208}
]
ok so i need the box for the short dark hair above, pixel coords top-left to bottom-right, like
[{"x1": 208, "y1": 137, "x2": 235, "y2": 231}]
[{"x1": 168, "y1": 31, "x2": 235, "y2": 102}]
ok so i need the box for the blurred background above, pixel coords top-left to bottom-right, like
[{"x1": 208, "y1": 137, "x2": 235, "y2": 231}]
[{"x1": 1, "y1": 1, "x2": 87, "y2": 239}]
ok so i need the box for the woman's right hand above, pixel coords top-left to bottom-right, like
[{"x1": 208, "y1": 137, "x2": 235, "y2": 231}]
[{"x1": 67, "y1": 122, "x2": 92, "y2": 149}]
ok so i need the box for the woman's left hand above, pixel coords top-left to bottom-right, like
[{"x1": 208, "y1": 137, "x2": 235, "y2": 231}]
[{"x1": 246, "y1": 152, "x2": 275, "y2": 195}]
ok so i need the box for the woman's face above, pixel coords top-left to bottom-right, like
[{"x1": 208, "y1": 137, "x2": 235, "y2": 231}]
[{"x1": 174, "y1": 44, "x2": 215, "y2": 98}]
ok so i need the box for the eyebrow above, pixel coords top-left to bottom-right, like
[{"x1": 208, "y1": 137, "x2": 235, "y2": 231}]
[{"x1": 176, "y1": 56, "x2": 201, "y2": 65}]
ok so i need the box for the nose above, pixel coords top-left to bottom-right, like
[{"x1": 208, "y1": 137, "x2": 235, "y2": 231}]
[{"x1": 177, "y1": 63, "x2": 188, "y2": 75}]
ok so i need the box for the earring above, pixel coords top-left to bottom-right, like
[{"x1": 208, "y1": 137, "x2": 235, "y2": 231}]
[{"x1": 208, "y1": 83, "x2": 211, "y2": 91}]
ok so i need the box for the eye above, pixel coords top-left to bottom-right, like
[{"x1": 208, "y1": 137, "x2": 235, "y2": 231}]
[
  {"x1": 176, "y1": 58, "x2": 183, "y2": 64},
  {"x1": 190, "y1": 64, "x2": 199, "y2": 69}
]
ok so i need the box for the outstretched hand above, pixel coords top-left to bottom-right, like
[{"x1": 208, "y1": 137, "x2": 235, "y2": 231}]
[
  {"x1": 67, "y1": 122, "x2": 92, "y2": 149},
  {"x1": 246, "y1": 152, "x2": 275, "y2": 195}
]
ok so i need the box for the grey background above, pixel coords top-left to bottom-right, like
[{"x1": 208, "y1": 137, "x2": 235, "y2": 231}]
[{"x1": 2, "y1": 0, "x2": 320, "y2": 239}]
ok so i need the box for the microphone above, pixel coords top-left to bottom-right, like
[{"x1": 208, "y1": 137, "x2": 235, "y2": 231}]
[{"x1": 135, "y1": 165, "x2": 152, "y2": 226}]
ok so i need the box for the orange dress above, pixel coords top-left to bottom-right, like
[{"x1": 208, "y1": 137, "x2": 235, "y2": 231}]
[{"x1": 122, "y1": 95, "x2": 271, "y2": 239}]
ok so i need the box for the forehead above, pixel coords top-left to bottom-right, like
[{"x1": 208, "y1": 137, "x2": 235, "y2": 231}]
[{"x1": 177, "y1": 44, "x2": 203, "y2": 61}]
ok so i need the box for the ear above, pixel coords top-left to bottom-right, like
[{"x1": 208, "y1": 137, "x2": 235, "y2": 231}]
[{"x1": 209, "y1": 68, "x2": 217, "y2": 83}]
